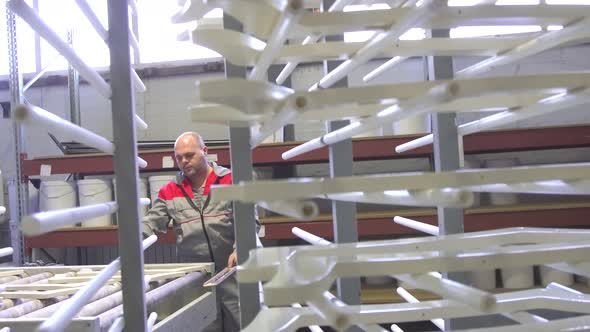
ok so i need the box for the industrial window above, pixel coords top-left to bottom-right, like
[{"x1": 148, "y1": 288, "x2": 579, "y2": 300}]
[
  {"x1": 0, "y1": 0, "x2": 589, "y2": 77},
  {"x1": 342, "y1": 1, "x2": 587, "y2": 43},
  {"x1": 0, "y1": 0, "x2": 222, "y2": 76}
]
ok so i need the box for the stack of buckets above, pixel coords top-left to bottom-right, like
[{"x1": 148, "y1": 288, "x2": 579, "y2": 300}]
[{"x1": 38, "y1": 174, "x2": 176, "y2": 227}]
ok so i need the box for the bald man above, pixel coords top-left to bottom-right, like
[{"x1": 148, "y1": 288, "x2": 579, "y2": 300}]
[{"x1": 142, "y1": 132, "x2": 244, "y2": 331}]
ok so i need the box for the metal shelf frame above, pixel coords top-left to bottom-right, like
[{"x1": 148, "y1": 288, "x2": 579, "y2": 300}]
[
  {"x1": 18, "y1": 125, "x2": 590, "y2": 177},
  {"x1": 5, "y1": 0, "x2": 149, "y2": 330},
  {"x1": 23, "y1": 201, "x2": 590, "y2": 248}
]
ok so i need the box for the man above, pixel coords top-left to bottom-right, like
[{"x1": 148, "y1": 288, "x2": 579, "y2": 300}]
[{"x1": 142, "y1": 132, "x2": 241, "y2": 331}]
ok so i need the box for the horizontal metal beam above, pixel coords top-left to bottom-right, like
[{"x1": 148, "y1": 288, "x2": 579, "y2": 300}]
[
  {"x1": 20, "y1": 125, "x2": 590, "y2": 176},
  {"x1": 262, "y1": 203, "x2": 590, "y2": 240},
  {"x1": 24, "y1": 202, "x2": 590, "y2": 246}
]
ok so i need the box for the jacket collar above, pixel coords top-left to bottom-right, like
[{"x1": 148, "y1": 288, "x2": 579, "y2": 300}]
[{"x1": 177, "y1": 167, "x2": 220, "y2": 198}]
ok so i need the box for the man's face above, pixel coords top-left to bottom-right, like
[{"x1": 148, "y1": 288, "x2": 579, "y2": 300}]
[{"x1": 174, "y1": 136, "x2": 208, "y2": 178}]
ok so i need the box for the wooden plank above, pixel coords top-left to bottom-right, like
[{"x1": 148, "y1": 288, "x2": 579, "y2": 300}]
[
  {"x1": 0, "y1": 270, "x2": 25, "y2": 278},
  {"x1": 0, "y1": 318, "x2": 99, "y2": 332},
  {"x1": 261, "y1": 201, "x2": 590, "y2": 224},
  {"x1": 21, "y1": 126, "x2": 590, "y2": 176},
  {"x1": 3, "y1": 284, "x2": 87, "y2": 291},
  {"x1": 48, "y1": 276, "x2": 122, "y2": 284},
  {"x1": 0, "y1": 287, "x2": 80, "y2": 299}
]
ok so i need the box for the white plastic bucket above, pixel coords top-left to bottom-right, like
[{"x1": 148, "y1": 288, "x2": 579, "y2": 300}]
[
  {"x1": 39, "y1": 180, "x2": 77, "y2": 212},
  {"x1": 148, "y1": 175, "x2": 175, "y2": 206},
  {"x1": 112, "y1": 178, "x2": 149, "y2": 221},
  {"x1": 28, "y1": 182, "x2": 39, "y2": 214},
  {"x1": 77, "y1": 179, "x2": 112, "y2": 227},
  {"x1": 463, "y1": 159, "x2": 481, "y2": 207},
  {"x1": 485, "y1": 158, "x2": 519, "y2": 205},
  {"x1": 540, "y1": 266, "x2": 573, "y2": 286},
  {"x1": 501, "y1": 266, "x2": 534, "y2": 289},
  {"x1": 393, "y1": 114, "x2": 430, "y2": 135}
]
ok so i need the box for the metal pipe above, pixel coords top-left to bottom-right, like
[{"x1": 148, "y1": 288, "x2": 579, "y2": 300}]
[
  {"x1": 8, "y1": 0, "x2": 110, "y2": 97},
  {"x1": 107, "y1": 317, "x2": 123, "y2": 332},
  {"x1": 258, "y1": 200, "x2": 319, "y2": 220},
  {"x1": 67, "y1": 30, "x2": 81, "y2": 127},
  {"x1": 22, "y1": 202, "x2": 118, "y2": 236},
  {"x1": 291, "y1": 303, "x2": 323, "y2": 332},
  {"x1": 128, "y1": 29, "x2": 140, "y2": 61},
  {"x1": 275, "y1": 0, "x2": 354, "y2": 84},
  {"x1": 0, "y1": 300, "x2": 47, "y2": 319},
  {"x1": 0, "y1": 247, "x2": 14, "y2": 257},
  {"x1": 395, "y1": 19, "x2": 590, "y2": 153},
  {"x1": 23, "y1": 53, "x2": 63, "y2": 92},
  {"x1": 73, "y1": 0, "x2": 147, "y2": 94},
  {"x1": 133, "y1": 111, "x2": 148, "y2": 129},
  {"x1": 306, "y1": 291, "x2": 350, "y2": 331},
  {"x1": 36, "y1": 236, "x2": 157, "y2": 332},
  {"x1": 308, "y1": 0, "x2": 443, "y2": 90},
  {"x1": 393, "y1": 216, "x2": 438, "y2": 236},
  {"x1": 127, "y1": 0, "x2": 138, "y2": 14},
  {"x1": 0, "y1": 276, "x2": 19, "y2": 284},
  {"x1": 23, "y1": 283, "x2": 123, "y2": 318},
  {"x1": 360, "y1": 0, "x2": 419, "y2": 83},
  {"x1": 15, "y1": 105, "x2": 148, "y2": 167},
  {"x1": 467, "y1": 179, "x2": 590, "y2": 195},
  {"x1": 396, "y1": 287, "x2": 445, "y2": 330},
  {"x1": 460, "y1": 90, "x2": 590, "y2": 136},
  {"x1": 395, "y1": 87, "x2": 590, "y2": 153},
  {"x1": 457, "y1": 18, "x2": 590, "y2": 77},
  {"x1": 396, "y1": 273, "x2": 497, "y2": 311},
  {"x1": 77, "y1": 279, "x2": 152, "y2": 318},
  {"x1": 391, "y1": 324, "x2": 404, "y2": 332},
  {"x1": 73, "y1": 0, "x2": 107, "y2": 40},
  {"x1": 15, "y1": 104, "x2": 114, "y2": 153},
  {"x1": 249, "y1": 0, "x2": 304, "y2": 81},
  {"x1": 363, "y1": 56, "x2": 408, "y2": 83},
  {"x1": 146, "y1": 312, "x2": 157, "y2": 332},
  {"x1": 0, "y1": 272, "x2": 55, "y2": 317},
  {"x1": 98, "y1": 271, "x2": 207, "y2": 330},
  {"x1": 292, "y1": 227, "x2": 331, "y2": 246},
  {"x1": 322, "y1": 188, "x2": 474, "y2": 208},
  {"x1": 503, "y1": 311, "x2": 548, "y2": 324},
  {"x1": 322, "y1": 292, "x2": 387, "y2": 332},
  {"x1": 7, "y1": 272, "x2": 52, "y2": 284},
  {"x1": 283, "y1": 82, "x2": 460, "y2": 159},
  {"x1": 250, "y1": 96, "x2": 308, "y2": 148}
]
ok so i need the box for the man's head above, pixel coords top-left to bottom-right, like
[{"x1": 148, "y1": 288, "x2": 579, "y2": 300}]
[{"x1": 174, "y1": 132, "x2": 209, "y2": 179}]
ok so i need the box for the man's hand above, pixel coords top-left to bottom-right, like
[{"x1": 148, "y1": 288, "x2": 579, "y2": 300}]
[{"x1": 227, "y1": 250, "x2": 238, "y2": 268}]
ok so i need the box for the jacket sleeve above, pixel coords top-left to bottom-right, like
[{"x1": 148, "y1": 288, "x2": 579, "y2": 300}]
[{"x1": 141, "y1": 196, "x2": 171, "y2": 237}]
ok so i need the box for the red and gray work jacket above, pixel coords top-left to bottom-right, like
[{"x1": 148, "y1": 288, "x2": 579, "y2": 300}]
[{"x1": 142, "y1": 162, "x2": 237, "y2": 269}]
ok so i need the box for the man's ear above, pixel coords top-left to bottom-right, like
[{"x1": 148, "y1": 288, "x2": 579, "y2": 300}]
[{"x1": 203, "y1": 146, "x2": 208, "y2": 154}]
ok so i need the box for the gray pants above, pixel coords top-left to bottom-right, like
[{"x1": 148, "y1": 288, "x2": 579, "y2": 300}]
[
  {"x1": 179, "y1": 256, "x2": 240, "y2": 332},
  {"x1": 204, "y1": 273, "x2": 240, "y2": 332}
]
